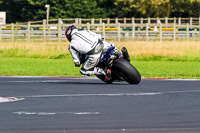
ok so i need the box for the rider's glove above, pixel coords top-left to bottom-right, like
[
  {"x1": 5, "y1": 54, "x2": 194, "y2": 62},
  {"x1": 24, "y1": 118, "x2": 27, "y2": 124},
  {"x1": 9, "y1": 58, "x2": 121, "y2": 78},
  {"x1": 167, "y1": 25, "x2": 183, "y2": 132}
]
[{"x1": 74, "y1": 62, "x2": 81, "y2": 67}]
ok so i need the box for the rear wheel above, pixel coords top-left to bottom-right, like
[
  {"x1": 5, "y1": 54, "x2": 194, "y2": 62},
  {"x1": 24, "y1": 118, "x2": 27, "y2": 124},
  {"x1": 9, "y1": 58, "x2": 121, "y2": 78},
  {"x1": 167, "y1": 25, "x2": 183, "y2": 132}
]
[{"x1": 112, "y1": 58, "x2": 141, "y2": 84}]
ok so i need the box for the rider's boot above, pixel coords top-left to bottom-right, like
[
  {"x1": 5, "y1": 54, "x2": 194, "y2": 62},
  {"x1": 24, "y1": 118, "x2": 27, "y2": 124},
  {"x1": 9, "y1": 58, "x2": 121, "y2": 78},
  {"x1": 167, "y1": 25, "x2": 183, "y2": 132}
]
[{"x1": 94, "y1": 67, "x2": 106, "y2": 75}]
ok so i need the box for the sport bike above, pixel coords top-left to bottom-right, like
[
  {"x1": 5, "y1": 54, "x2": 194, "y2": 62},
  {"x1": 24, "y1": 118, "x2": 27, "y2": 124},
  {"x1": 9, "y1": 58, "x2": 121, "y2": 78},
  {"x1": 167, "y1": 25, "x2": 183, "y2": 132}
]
[{"x1": 95, "y1": 47, "x2": 141, "y2": 84}]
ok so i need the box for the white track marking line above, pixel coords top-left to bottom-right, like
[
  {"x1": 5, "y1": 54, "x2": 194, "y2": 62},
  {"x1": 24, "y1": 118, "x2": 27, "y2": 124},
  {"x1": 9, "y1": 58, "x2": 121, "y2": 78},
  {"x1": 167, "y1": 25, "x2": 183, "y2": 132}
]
[
  {"x1": 3, "y1": 90, "x2": 200, "y2": 103},
  {"x1": 0, "y1": 79, "x2": 94, "y2": 82},
  {"x1": 0, "y1": 79, "x2": 98, "y2": 83},
  {"x1": 165, "y1": 79, "x2": 200, "y2": 81},
  {"x1": 74, "y1": 112, "x2": 100, "y2": 115},
  {"x1": 0, "y1": 76, "x2": 95, "y2": 79},
  {"x1": 13, "y1": 111, "x2": 100, "y2": 115},
  {"x1": 18, "y1": 90, "x2": 200, "y2": 98},
  {"x1": 0, "y1": 97, "x2": 24, "y2": 103},
  {"x1": 143, "y1": 78, "x2": 200, "y2": 81}
]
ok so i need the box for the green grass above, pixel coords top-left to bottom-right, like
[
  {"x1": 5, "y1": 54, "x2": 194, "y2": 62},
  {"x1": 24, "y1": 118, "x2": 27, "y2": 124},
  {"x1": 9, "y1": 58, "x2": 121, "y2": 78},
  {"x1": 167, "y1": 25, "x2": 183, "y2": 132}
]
[
  {"x1": 0, "y1": 57, "x2": 199, "y2": 79},
  {"x1": 1, "y1": 48, "x2": 200, "y2": 62},
  {"x1": 0, "y1": 57, "x2": 81, "y2": 77},
  {"x1": 1, "y1": 41, "x2": 199, "y2": 79},
  {"x1": 132, "y1": 55, "x2": 200, "y2": 62},
  {"x1": 133, "y1": 60, "x2": 200, "y2": 79}
]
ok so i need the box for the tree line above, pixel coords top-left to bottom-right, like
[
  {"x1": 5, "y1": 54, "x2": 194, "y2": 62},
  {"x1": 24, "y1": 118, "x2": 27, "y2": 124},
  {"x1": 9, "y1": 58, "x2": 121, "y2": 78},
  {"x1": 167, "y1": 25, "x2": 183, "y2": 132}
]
[{"x1": 0, "y1": 0, "x2": 200, "y2": 23}]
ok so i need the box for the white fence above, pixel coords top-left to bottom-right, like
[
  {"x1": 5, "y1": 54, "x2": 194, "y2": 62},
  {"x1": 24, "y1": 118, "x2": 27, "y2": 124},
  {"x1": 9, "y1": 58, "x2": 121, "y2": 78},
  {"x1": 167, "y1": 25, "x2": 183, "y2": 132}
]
[{"x1": 0, "y1": 17, "x2": 200, "y2": 42}]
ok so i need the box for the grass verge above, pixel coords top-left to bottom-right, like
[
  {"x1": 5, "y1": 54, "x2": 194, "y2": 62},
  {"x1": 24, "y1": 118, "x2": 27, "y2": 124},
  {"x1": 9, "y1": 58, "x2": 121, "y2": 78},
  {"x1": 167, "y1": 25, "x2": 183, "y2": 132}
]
[
  {"x1": 0, "y1": 57, "x2": 199, "y2": 79},
  {"x1": 134, "y1": 60, "x2": 200, "y2": 79},
  {"x1": 0, "y1": 57, "x2": 81, "y2": 77},
  {"x1": 0, "y1": 41, "x2": 200, "y2": 59},
  {"x1": 0, "y1": 41, "x2": 199, "y2": 78}
]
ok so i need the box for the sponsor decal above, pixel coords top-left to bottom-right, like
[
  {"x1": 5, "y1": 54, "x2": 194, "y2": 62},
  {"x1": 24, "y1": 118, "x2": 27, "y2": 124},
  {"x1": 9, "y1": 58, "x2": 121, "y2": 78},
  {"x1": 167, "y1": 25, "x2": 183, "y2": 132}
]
[{"x1": 67, "y1": 29, "x2": 71, "y2": 34}]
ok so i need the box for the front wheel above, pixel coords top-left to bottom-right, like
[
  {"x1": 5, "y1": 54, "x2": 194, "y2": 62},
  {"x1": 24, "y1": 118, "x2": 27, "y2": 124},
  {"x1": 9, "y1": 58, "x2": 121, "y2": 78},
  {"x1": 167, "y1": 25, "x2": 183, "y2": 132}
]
[{"x1": 112, "y1": 58, "x2": 141, "y2": 84}]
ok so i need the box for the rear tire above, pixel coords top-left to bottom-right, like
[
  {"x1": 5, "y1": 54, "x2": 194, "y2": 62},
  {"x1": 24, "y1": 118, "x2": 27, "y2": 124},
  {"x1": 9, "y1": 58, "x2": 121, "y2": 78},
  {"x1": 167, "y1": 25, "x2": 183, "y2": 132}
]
[{"x1": 112, "y1": 58, "x2": 141, "y2": 84}]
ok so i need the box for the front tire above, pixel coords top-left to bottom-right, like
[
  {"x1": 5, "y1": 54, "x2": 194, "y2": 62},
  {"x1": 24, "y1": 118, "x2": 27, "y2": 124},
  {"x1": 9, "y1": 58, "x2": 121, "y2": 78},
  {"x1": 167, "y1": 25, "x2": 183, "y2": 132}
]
[{"x1": 112, "y1": 58, "x2": 141, "y2": 84}]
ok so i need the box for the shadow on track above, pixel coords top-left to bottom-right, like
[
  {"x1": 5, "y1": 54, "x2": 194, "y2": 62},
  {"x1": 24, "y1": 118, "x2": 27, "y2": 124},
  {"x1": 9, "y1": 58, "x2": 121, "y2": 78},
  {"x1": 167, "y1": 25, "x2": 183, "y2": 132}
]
[{"x1": 44, "y1": 81, "x2": 130, "y2": 85}]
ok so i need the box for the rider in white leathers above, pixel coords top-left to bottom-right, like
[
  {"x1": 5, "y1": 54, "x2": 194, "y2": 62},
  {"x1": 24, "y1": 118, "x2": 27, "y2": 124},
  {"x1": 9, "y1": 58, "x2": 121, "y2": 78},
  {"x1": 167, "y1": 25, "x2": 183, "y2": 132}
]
[{"x1": 65, "y1": 25, "x2": 121, "y2": 76}]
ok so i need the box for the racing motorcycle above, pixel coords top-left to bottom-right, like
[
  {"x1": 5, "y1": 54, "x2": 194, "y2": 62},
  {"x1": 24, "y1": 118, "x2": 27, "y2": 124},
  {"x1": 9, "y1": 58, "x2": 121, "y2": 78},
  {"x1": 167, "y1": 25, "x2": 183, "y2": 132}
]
[{"x1": 95, "y1": 46, "x2": 141, "y2": 84}]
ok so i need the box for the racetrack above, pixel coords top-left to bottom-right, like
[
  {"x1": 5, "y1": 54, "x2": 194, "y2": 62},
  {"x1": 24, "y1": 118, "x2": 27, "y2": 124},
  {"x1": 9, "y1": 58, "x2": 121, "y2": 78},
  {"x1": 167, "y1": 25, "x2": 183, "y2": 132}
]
[{"x1": 0, "y1": 77, "x2": 200, "y2": 133}]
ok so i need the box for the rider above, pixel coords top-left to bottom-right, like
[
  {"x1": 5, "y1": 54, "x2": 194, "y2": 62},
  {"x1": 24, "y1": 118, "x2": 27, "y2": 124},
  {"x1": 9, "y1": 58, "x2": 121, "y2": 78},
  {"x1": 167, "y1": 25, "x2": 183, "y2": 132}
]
[{"x1": 65, "y1": 25, "x2": 122, "y2": 76}]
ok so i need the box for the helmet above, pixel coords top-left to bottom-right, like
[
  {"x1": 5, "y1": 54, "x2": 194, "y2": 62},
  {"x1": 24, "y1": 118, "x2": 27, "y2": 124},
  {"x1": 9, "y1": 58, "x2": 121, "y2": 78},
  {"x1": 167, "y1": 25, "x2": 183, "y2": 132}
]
[{"x1": 65, "y1": 25, "x2": 77, "y2": 42}]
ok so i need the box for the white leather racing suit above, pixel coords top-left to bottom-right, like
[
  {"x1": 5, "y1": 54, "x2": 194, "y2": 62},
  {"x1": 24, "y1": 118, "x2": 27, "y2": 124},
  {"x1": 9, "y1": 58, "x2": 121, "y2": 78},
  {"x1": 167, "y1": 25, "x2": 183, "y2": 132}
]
[{"x1": 68, "y1": 30, "x2": 121, "y2": 76}]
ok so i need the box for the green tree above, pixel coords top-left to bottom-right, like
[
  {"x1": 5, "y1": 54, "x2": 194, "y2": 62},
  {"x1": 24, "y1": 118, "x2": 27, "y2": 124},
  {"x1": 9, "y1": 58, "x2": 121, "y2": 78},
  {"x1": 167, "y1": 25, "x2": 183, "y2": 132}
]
[
  {"x1": 114, "y1": 0, "x2": 170, "y2": 17},
  {"x1": 0, "y1": 0, "x2": 47, "y2": 23},
  {"x1": 113, "y1": 0, "x2": 200, "y2": 17},
  {"x1": 0, "y1": 0, "x2": 200, "y2": 23},
  {"x1": 192, "y1": 0, "x2": 200, "y2": 17},
  {"x1": 0, "y1": 0, "x2": 108, "y2": 23},
  {"x1": 170, "y1": 0, "x2": 200, "y2": 17}
]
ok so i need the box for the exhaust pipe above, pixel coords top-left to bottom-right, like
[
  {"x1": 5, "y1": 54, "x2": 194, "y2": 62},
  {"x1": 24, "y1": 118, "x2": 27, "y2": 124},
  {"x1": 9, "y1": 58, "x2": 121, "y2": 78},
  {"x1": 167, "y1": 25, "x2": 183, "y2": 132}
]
[{"x1": 121, "y1": 47, "x2": 130, "y2": 62}]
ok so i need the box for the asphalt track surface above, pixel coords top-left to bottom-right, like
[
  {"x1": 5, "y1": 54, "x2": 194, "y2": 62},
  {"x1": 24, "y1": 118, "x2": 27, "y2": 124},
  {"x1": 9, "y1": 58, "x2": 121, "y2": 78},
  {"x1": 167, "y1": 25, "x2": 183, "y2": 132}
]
[{"x1": 0, "y1": 77, "x2": 200, "y2": 133}]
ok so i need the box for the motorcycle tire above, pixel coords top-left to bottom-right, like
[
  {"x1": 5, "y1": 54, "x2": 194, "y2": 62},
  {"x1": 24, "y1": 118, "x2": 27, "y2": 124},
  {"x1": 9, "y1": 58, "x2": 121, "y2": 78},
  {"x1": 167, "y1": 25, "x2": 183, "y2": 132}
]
[{"x1": 112, "y1": 58, "x2": 141, "y2": 84}]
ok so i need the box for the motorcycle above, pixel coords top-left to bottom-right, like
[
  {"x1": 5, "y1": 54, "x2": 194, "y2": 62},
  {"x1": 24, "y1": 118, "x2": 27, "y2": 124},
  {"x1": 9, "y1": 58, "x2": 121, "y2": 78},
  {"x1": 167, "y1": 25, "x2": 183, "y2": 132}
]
[{"x1": 95, "y1": 46, "x2": 141, "y2": 84}]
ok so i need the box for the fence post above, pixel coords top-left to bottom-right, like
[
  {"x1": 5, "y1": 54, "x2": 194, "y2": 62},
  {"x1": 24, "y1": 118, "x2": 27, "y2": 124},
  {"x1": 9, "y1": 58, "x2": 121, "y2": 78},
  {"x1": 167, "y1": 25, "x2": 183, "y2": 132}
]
[
  {"x1": 91, "y1": 18, "x2": 94, "y2": 29},
  {"x1": 178, "y1": 17, "x2": 181, "y2": 26},
  {"x1": 146, "y1": 23, "x2": 148, "y2": 42},
  {"x1": 43, "y1": 19, "x2": 46, "y2": 42},
  {"x1": 102, "y1": 23, "x2": 105, "y2": 39},
  {"x1": 157, "y1": 17, "x2": 160, "y2": 24},
  {"x1": 15, "y1": 22, "x2": 18, "y2": 41},
  {"x1": 124, "y1": 17, "x2": 126, "y2": 24},
  {"x1": 173, "y1": 23, "x2": 176, "y2": 41},
  {"x1": 99, "y1": 18, "x2": 102, "y2": 24},
  {"x1": 186, "y1": 23, "x2": 189, "y2": 41},
  {"x1": 78, "y1": 18, "x2": 81, "y2": 29},
  {"x1": 132, "y1": 17, "x2": 135, "y2": 24},
  {"x1": 107, "y1": 18, "x2": 110, "y2": 28},
  {"x1": 27, "y1": 21, "x2": 31, "y2": 42},
  {"x1": 165, "y1": 17, "x2": 168, "y2": 25},
  {"x1": 91, "y1": 18, "x2": 94, "y2": 24},
  {"x1": 87, "y1": 22, "x2": 90, "y2": 30},
  {"x1": 75, "y1": 18, "x2": 79, "y2": 25},
  {"x1": 159, "y1": 23, "x2": 162, "y2": 41},
  {"x1": 107, "y1": 18, "x2": 110, "y2": 24},
  {"x1": 117, "y1": 23, "x2": 120, "y2": 41},
  {"x1": 174, "y1": 17, "x2": 176, "y2": 24},
  {"x1": 0, "y1": 28, "x2": 1, "y2": 41},
  {"x1": 190, "y1": 17, "x2": 192, "y2": 26},
  {"x1": 141, "y1": 18, "x2": 143, "y2": 25},
  {"x1": 199, "y1": 17, "x2": 200, "y2": 26},
  {"x1": 58, "y1": 18, "x2": 62, "y2": 42},
  {"x1": 199, "y1": 22, "x2": 200, "y2": 39},
  {"x1": 79, "y1": 18, "x2": 82, "y2": 29},
  {"x1": 11, "y1": 23, "x2": 14, "y2": 43},
  {"x1": 115, "y1": 18, "x2": 118, "y2": 24},
  {"x1": 148, "y1": 17, "x2": 151, "y2": 24},
  {"x1": 132, "y1": 23, "x2": 135, "y2": 40}
]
